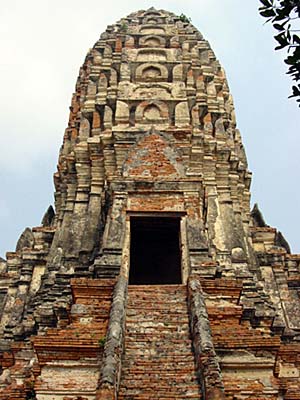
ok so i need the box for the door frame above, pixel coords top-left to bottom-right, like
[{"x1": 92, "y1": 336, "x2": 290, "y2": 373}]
[{"x1": 120, "y1": 211, "x2": 189, "y2": 284}]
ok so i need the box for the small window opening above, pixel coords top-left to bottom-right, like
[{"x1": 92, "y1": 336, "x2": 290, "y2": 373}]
[{"x1": 129, "y1": 216, "x2": 181, "y2": 284}]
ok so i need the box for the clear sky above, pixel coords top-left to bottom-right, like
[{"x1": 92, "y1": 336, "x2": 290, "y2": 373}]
[{"x1": 1, "y1": 0, "x2": 299, "y2": 258}]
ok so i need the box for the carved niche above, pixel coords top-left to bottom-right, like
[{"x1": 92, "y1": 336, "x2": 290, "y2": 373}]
[
  {"x1": 139, "y1": 35, "x2": 166, "y2": 48},
  {"x1": 135, "y1": 63, "x2": 168, "y2": 82},
  {"x1": 135, "y1": 100, "x2": 169, "y2": 124}
]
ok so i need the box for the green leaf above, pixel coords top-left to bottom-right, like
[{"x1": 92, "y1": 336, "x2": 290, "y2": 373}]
[
  {"x1": 274, "y1": 32, "x2": 289, "y2": 48},
  {"x1": 260, "y1": 9, "x2": 276, "y2": 17},
  {"x1": 273, "y1": 23, "x2": 284, "y2": 30},
  {"x1": 273, "y1": 14, "x2": 288, "y2": 21},
  {"x1": 260, "y1": 0, "x2": 272, "y2": 7},
  {"x1": 288, "y1": 85, "x2": 300, "y2": 98},
  {"x1": 285, "y1": 56, "x2": 296, "y2": 65},
  {"x1": 293, "y1": 35, "x2": 300, "y2": 45}
]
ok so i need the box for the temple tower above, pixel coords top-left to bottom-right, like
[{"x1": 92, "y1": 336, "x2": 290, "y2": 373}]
[{"x1": 1, "y1": 8, "x2": 300, "y2": 400}]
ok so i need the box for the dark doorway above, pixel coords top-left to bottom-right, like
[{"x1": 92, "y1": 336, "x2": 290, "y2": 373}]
[{"x1": 129, "y1": 216, "x2": 182, "y2": 284}]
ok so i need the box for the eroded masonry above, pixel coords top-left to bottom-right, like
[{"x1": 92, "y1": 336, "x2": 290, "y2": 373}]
[{"x1": 1, "y1": 8, "x2": 300, "y2": 400}]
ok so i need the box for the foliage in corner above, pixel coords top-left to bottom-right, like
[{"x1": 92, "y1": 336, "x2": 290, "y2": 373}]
[
  {"x1": 259, "y1": 0, "x2": 300, "y2": 106},
  {"x1": 26, "y1": 391, "x2": 36, "y2": 400},
  {"x1": 179, "y1": 14, "x2": 192, "y2": 23},
  {"x1": 120, "y1": 22, "x2": 128, "y2": 32},
  {"x1": 25, "y1": 380, "x2": 36, "y2": 400},
  {"x1": 98, "y1": 336, "x2": 106, "y2": 348}
]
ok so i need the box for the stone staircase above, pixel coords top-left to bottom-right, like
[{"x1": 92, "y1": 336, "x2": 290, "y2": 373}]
[{"x1": 118, "y1": 284, "x2": 201, "y2": 399}]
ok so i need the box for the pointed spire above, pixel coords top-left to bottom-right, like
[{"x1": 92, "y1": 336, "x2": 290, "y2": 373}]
[
  {"x1": 149, "y1": 125, "x2": 156, "y2": 134},
  {"x1": 250, "y1": 203, "x2": 267, "y2": 227}
]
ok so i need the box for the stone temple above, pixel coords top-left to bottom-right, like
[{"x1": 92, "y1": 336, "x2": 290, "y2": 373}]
[{"x1": 1, "y1": 7, "x2": 300, "y2": 400}]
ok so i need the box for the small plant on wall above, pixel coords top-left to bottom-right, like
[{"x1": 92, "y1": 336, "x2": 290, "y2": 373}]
[
  {"x1": 98, "y1": 337, "x2": 106, "y2": 348},
  {"x1": 120, "y1": 22, "x2": 128, "y2": 32},
  {"x1": 179, "y1": 14, "x2": 191, "y2": 23},
  {"x1": 25, "y1": 381, "x2": 36, "y2": 400}
]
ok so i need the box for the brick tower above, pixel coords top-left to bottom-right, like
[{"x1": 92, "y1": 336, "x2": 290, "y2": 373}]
[{"x1": 1, "y1": 8, "x2": 300, "y2": 400}]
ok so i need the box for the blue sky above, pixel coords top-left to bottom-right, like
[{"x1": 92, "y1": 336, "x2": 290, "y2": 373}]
[{"x1": 1, "y1": 0, "x2": 299, "y2": 257}]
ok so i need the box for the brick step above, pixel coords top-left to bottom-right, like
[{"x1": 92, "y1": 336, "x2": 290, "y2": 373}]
[
  {"x1": 126, "y1": 301, "x2": 188, "y2": 307},
  {"x1": 126, "y1": 320, "x2": 188, "y2": 324},
  {"x1": 122, "y1": 353, "x2": 194, "y2": 360},
  {"x1": 128, "y1": 284, "x2": 186, "y2": 289},
  {"x1": 127, "y1": 295, "x2": 187, "y2": 301},
  {"x1": 125, "y1": 318, "x2": 189, "y2": 324},
  {"x1": 127, "y1": 296, "x2": 187, "y2": 302},
  {"x1": 126, "y1": 321, "x2": 188, "y2": 326},
  {"x1": 118, "y1": 395, "x2": 200, "y2": 400},
  {"x1": 127, "y1": 303, "x2": 188, "y2": 308},
  {"x1": 124, "y1": 327, "x2": 190, "y2": 333},
  {"x1": 128, "y1": 292, "x2": 186, "y2": 296},
  {"x1": 127, "y1": 300, "x2": 187, "y2": 304},
  {"x1": 127, "y1": 291, "x2": 188, "y2": 296},
  {"x1": 126, "y1": 317, "x2": 188, "y2": 322},
  {"x1": 124, "y1": 332, "x2": 191, "y2": 338},
  {"x1": 118, "y1": 384, "x2": 200, "y2": 392},
  {"x1": 125, "y1": 337, "x2": 192, "y2": 342},
  {"x1": 121, "y1": 366, "x2": 197, "y2": 374},
  {"x1": 123, "y1": 351, "x2": 194, "y2": 359},
  {"x1": 122, "y1": 354, "x2": 196, "y2": 360},
  {"x1": 124, "y1": 345, "x2": 193, "y2": 352},
  {"x1": 127, "y1": 291, "x2": 186, "y2": 296},
  {"x1": 122, "y1": 354, "x2": 195, "y2": 361},
  {"x1": 127, "y1": 299, "x2": 188, "y2": 304},
  {"x1": 127, "y1": 297, "x2": 187, "y2": 303},
  {"x1": 119, "y1": 385, "x2": 199, "y2": 393},
  {"x1": 123, "y1": 351, "x2": 194, "y2": 357},
  {"x1": 125, "y1": 329, "x2": 191, "y2": 335},
  {"x1": 124, "y1": 347, "x2": 193, "y2": 354},
  {"x1": 125, "y1": 336, "x2": 193, "y2": 343},
  {"x1": 126, "y1": 307, "x2": 188, "y2": 313},
  {"x1": 122, "y1": 359, "x2": 196, "y2": 365},
  {"x1": 126, "y1": 309, "x2": 188, "y2": 315},
  {"x1": 118, "y1": 394, "x2": 201, "y2": 400},
  {"x1": 126, "y1": 315, "x2": 188, "y2": 322},
  {"x1": 120, "y1": 376, "x2": 199, "y2": 384},
  {"x1": 118, "y1": 387, "x2": 201, "y2": 399}
]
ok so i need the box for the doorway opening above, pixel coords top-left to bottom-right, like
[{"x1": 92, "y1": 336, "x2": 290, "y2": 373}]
[{"x1": 129, "y1": 216, "x2": 182, "y2": 285}]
